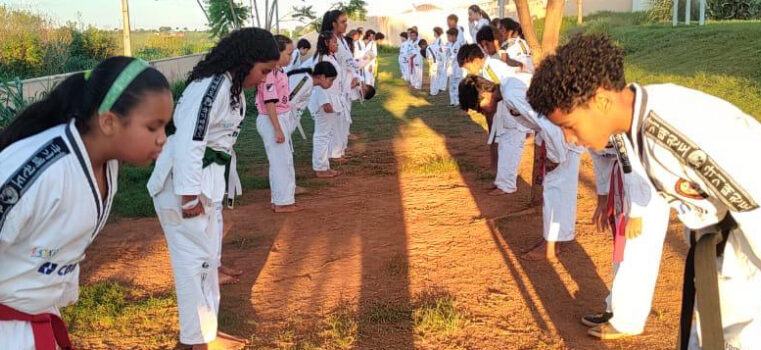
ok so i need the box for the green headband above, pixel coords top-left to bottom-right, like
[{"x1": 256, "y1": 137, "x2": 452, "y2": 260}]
[{"x1": 98, "y1": 59, "x2": 150, "y2": 114}]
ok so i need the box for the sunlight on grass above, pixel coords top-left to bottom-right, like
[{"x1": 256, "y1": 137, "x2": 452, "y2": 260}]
[{"x1": 413, "y1": 289, "x2": 466, "y2": 338}]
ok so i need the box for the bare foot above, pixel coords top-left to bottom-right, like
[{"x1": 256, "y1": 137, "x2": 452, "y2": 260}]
[
  {"x1": 348, "y1": 134, "x2": 360, "y2": 140},
  {"x1": 219, "y1": 265, "x2": 242, "y2": 277},
  {"x1": 315, "y1": 170, "x2": 340, "y2": 178},
  {"x1": 488, "y1": 188, "x2": 512, "y2": 196},
  {"x1": 218, "y1": 272, "x2": 239, "y2": 285},
  {"x1": 521, "y1": 241, "x2": 560, "y2": 262},
  {"x1": 295, "y1": 186, "x2": 308, "y2": 195},
  {"x1": 482, "y1": 183, "x2": 497, "y2": 190},
  {"x1": 273, "y1": 204, "x2": 302, "y2": 213},
  {"x1": 207, "y1": 332, "x2": 248, "y2": 350},
  {"x1": 331, "y1": 157, "x2": 349, "y2": 164}
]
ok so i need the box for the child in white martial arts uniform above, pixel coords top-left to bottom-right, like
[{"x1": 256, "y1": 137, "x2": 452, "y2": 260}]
[
  {"x1": 459, "y1": 74, "x2": 584, "y2": 261},
  {"x1": 584, "y1": 136, "x2": 671, "y2": 340},
  {"x1": 308, "y1": 32, "x2": 346, "y2": 176},
  {"x1": 148, "y1": 28, "x2": 279, "y2": 350},
  {"x1": 430, "y1": 27, "x2": 448, "y2": 95},
  {"x1": 288, "y1": 61, "x2": 339, "y2": 178},
  {"x1": 399, "y1": 32, "x2": 410, "y2": 82},
  {"x1": 458, "y1": 44, "x2": 529, "y2": 195},
  {"x1": 361, "y1": 30, "x2": 378, "y2": 87},
  {"x1": 445, "y1": 27, "x2": 464, "y2": 107},
  {"x1": 497, "y1": 18, "x2": 534, "y2": 74},
  {"x1": 0, "y1": 57, "x2": 172, "y2": 350},
  {"x1": 468, "y1": 5, "x2": 491, "y2": 45},
  {"x1": 256, "y1": 35, "x2": 301, "y2": 213},
  {"x1": 529, "y1": 34, "x2": 761, "y2": 349},
  {"x1": 410, "y1": 37, "x2": 424, "y2": 90},
  {"x1": 424, "y1": 37, "x2": 440, "y2": 95},
  {"x1": 287, "y1": 38, "x2": 312, "y2": 73}
]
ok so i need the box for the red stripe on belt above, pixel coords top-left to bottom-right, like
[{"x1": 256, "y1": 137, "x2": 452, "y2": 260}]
[
  {"x1": 0, "y1": 303, "x2": 73, "y2": 350},
  {"x1": 607, "y1": 162, "x2": 627, "y2": 263}
]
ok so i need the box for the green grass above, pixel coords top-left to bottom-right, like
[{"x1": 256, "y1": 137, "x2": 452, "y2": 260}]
[
  {"x1": 412, "y1": 289, "x2": 466, "y2": 337},
  {"x1": 60, "y1": 282, "x2": 177, "y2": 348}
]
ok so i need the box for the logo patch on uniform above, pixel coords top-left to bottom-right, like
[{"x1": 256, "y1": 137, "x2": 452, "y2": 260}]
[
  {"x1": 266, "y1": 83, "x2": 275, "y2": 92},
  {"x1": 675, "y1": 179, "x2": 708, "y2": 200},
  {"x1": 31, "y1": 247, "x2": 60, "y2": 259},
  {"x1": 509, "y1": 108, "x2": 521, "y2": 117},
  {"x1": 644, "y1": 111, "x2": 758, "y2": 212},
  {"x1": 193, "y1": 75, "x2": 224, "y2": 141},
  {"x1": 0, "y1": 137, "x2": 69, "y2": 231}
]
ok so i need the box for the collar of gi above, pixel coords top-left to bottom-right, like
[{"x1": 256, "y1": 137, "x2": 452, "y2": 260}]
[{"x1": 98, "y1": 59, "x2": 150, "y2": 114}]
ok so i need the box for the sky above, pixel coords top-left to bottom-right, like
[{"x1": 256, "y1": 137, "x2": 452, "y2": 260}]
[{"x1": 0, "y1": 0, "x2": 472, "y2": 30}]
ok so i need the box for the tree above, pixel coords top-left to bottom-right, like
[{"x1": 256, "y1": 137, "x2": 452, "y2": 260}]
[
  {"x1": 159, "y1": 26, "x2": 173, "y2": 33},
  {"x1": 205, "y1": 0, "x2": 250, "y2": 38},
  {"x1": 514, "y1": 0, "x2": 566, "y2": 62},
  {"x1": 292, "y1": 0, "x2": 367, "y2": 33}
]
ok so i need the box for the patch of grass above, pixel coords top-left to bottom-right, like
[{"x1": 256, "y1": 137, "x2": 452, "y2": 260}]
[
  {"x1": 412, "y1": 289, "x2": 466, "y2": 337},
  {"x1": 111, "y1": 165, "x2": 154, "y2": 218},
  {"x1": 61, "y1": 282, "x2": 177, "y2": 349},
  {"x1": 363, "y1": 300, "x2": 412, "y2": 325},
  {"x1": 321, "y1": 303, "x2": 358, "y2": 349},
  {"x1": 400, "y1": 153, "x2": 461, "y2": 175}
]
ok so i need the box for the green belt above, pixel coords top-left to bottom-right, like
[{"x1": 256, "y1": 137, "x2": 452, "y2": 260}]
[{"x1": 202, "y1": 148, "x2": 232, "y2": 168}]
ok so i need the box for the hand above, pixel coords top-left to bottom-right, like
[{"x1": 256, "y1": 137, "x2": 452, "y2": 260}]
[
  {"x1": 275, "y1": 129, "x2": 285, "y2": 144},
  {"x1": 351, "y1": 78, "x2": 360, "y2": 88},
  {"x1": 625, "y1": 217, "x2": 643, "y2": 239},
  {"x1": 323, "y1": 104, "x2": 335, "y2": 114},
  {"x1": 592, "y1": 195, "x2": 609, "y2": 233},
  {"x1": 519, "y1": 63, "x2": 527, "y2": 72},
  {"x1": 181, "y1": 195, "x2": 204, "y2": 218}
]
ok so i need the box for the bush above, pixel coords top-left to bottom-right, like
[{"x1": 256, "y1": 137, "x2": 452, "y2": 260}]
[
  {"x1": 378, "y1": 44, "x2": 399, "y2": 54},
  {"x1": 0, "y1": 78, "x2": 27, "y2": 130},
  {"x1": 707, "y1": 0, "x2": 761, "y2": 19}
]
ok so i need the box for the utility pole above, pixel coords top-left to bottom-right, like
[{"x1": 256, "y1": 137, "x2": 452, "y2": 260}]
[
  {"x1": 121, "y1": 0, "x2": 132, "y2": 56},
  {"x1": 672, "y1": 0, "x2": 679, "y2": 26},
  {"x1": 699, "y1": 0, "x2": 706, "y2": 25},
  {"x1": 685, "y1": 0, "x2": 691, "y2": 24}
]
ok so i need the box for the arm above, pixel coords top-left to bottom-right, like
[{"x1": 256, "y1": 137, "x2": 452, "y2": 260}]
[{"x1": 258, "y1": 73, "x2": 285, "y2": 143}]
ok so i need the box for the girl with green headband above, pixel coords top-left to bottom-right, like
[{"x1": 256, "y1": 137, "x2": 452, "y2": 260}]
[
  {"x1": 0, "y1": 56, "x2": 172, "y2": 349},
  {"x1": 147, "y1": 27, "x2": 279, "y2": 350}
]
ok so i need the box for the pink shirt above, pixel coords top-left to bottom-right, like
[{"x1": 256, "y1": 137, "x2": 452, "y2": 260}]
[{"x1": 256, "y1": 69, "x2": 291, "y2": 115}]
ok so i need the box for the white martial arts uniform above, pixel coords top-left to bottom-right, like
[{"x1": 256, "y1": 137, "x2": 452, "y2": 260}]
[
  {"x1": 309, "y1": 54, "x2": 345, "y2": 168},
  {"x1": 431, "y1": 37, "x2": 448, "y2": 93},
  {"x1": 363, "y1": 40, "x2": 378, "y2": 87},
  {"x1": 624, "y1": 83, "x2": 761, "y2": 349},
  {"x1": 469, "y1": 18, "x2": 490, "y2": 44},
  {"x1": 399, "y1": 39, "x2": 411, "y2": 82},
  {"x1": 505, "y1": 37, "x2": 534, "y2": 74},
  {"x1": 590, "y1": 138, "x2": 671, "y2": 335},
  {"x1": 479, "y1": 58, "x2": 529, "y2": 194},
  {"x1": 0, "y1": 121, "x2": 118, "y2": 349},
  {"x1": 445, "y1": 39, "x2": 463, "y2": 105},
  {"x1": 426, "y1": 45, "x2": 440, "y2": 95},
  {"x1": 500, "y1": 75, "x2": 583, "y2": 242},
  {"x1": 335, "y1": 35, "x2": 356, "y2": 158},
  {"x1": 287, "y1": 51, "x2": 312, "y2": 73},
  {"x1": 147, "y1": 73, "x2": 244, "y2": 345},
  {"x1": 256, "y1": 68, "x2": 296, "y2": 206},
  {"x1": 287, "y1": 69, "x2": 314, "y2": 140},
  {"x1": 409, "y1": 42, "x2": 423, "y2": 90}
]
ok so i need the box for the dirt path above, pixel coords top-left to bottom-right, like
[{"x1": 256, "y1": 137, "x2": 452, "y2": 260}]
[{"x1": 80, "y1": 81, "x2": 689, "y2": 349}]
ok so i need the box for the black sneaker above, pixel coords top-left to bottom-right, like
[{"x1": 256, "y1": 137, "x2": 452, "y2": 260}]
[{"x1": 581, "y1": 312, "x2": 613, "y2": 327}]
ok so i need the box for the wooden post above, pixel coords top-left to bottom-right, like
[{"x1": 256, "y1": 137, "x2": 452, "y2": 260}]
[{"x1": 121, "y1": 0, "x2": 132, "y2": 56}]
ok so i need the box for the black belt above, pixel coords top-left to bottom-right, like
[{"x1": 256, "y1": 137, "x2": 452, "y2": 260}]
[{"x1": 678, "y1": 213, "x2": 736, "y2": 350}]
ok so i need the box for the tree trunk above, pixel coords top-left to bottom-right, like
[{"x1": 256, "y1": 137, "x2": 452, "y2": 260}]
[
  {"x1": 577, "y1": 0, "x2": 583, "y2": 24},
  {"x1": 514, "y1": 0, "x2": 542, "y2": 61},
  {"x1": 541, "y1": 0, "x2": 566, "y2": 57}
]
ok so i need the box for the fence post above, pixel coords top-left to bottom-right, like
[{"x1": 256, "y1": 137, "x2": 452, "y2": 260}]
[
  {"x1": 673, "y1": 0, "x2": 679, "y2": 26},
  {"x1": 685, "y1": 0, "x2": 692, "y2": 24},
  {"x1": 699, "y1": 0, "x2": 706, "y2": 25}
]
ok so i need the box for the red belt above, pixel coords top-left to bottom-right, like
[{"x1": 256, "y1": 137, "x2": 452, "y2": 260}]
[
  {"x1": 0, "y1": 303, "x2": 72, "y2": 350},
  {"x1": 607, "y1": 162, "x2": 627, "y2": 263}
]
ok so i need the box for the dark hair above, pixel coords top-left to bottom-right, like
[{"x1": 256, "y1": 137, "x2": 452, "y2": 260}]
[
  {"x1": 274, "y1": 35, "x2": 293, "y2": 52},
  {"x1": 458, "y1": 74, "x2": 498, "y2": 112},
  {"x1": 321, "y1": 10, "x2": 345, "y2": 33},
  {"x1": 363, "y1": 85, "x2": 377, "y2": 100},
  {"x1": 313, "y1": 61, "x2": 338, "y2": 78},
  {"x1": 375, "y1": 32, "x2": 385, "y2": 41},
  {"x1": 400, "y1": 32, "x2": 409, "y2": 39},
  {"x1": 527, "y1": 34, "x2": 627, "y2": 116},
  {"x1": 187, "y1": 27, "x2": 279, "y2": 109},
  {"x1": 433, "y1": 27, "x2": 443, "y2": 36},
  {"x1": 447, "y1": 14, "x2": 458, "y2": 22},
  {"x1": 347, "y1": 29, "x2": 358, "y2": 38},
  {"x1": 491, "y1": 18, "x2": 500, "y2": 27},
  {"x1": 457, "y1": 43, "x2": 485, "y2": 66},
  {"x1": 0, "y1": 57, "x2": 169, "y2": 151},
  {"x1": 418, "y1": 39, "x2": 428, "y2": 57},
  {"x1": 314, "y1": 31, "x2": 335, "y2": 58},
  {"x1": 469, "y1": 5, "x2": 491, "y2": 22},
  {"x1": 297, "y1": 38, "x2": 311, "y2": 50},
  {"x1": 499, "y1": 18, "x2": 523, "y2": 39},
  {"x1": 446, "y1": 28, "x2": 458, "y2": 37},
  {"x1": 476, "y1": 25, "x2": 496, "y2": 44},
  {"x1": 363, "y1": 29, "x2": 376, "y2": 40},
  {"x1": 345, "y1": 35, "x2": 355, "y2": 54},
  {"x1": 409, "y1": 29, "x2": 418, "y2": 36}
]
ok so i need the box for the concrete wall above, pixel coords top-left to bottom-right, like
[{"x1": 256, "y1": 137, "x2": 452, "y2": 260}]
[
  {"x1": 15, "y1": 53, "x2": 206, "y2": 102},
  {"x1": 564, "y1": 0, "x2": 651, "y2": 16}
]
